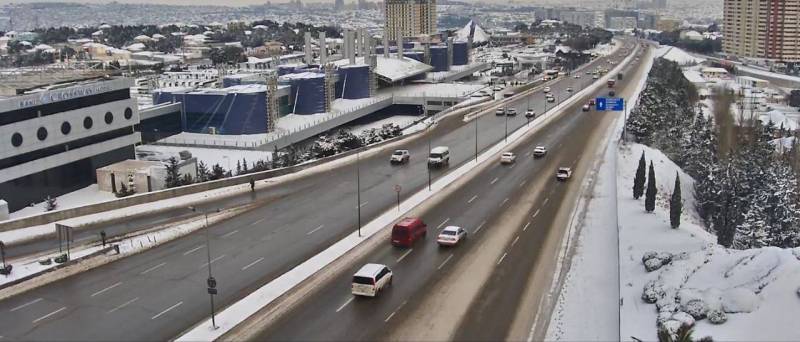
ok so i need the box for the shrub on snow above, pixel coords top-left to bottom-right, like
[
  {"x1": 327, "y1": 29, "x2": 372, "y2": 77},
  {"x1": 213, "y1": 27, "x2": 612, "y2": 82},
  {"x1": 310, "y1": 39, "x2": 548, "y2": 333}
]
[
  {"x1": 642, "y1": 251, "x2": 673, "y2": 272},
  {"x1": 682, "y1": 299, "x2": 707, "y2": 319},
  {"x1": 707, "y1": 308, "x2": 727, "y2": 324},
  {"x1": 670, "y1": 311, "x2": 695, "y2": 327},
  {"x1": 642, "y1": 280, "x2": 666, "y2": 303}
]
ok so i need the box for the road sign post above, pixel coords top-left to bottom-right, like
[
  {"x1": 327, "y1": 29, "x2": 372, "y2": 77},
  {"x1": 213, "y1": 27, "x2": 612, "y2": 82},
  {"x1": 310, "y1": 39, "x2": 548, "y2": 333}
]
[{"x1": 394, "y1": 185, "x2": 402, "y2": 212}]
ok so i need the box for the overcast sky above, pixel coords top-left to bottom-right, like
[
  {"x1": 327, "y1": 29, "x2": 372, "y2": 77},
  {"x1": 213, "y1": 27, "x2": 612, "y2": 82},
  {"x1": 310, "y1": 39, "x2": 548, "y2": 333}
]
[{"x1": 10, "y1": 0, "x2": 368, "y2": 5}]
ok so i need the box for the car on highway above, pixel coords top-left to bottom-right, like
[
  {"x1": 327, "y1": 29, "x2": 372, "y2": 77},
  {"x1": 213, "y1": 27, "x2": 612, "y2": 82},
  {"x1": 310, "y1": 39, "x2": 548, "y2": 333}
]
[
  {"x1": 428, "y1": 146, "x2": 450, "y2": 167},
  {"x1": 592, "y1": 74, "x2": 599, "y2": 80},
  {"x1": 352, "y1": 263, "x2": 392, "y2": 297},
  {"x1": 574, "y1": 74, "x2": 581, "y2": 78},
  {"x1": 391, "y1": 217, "x2": 427, "y2": 247},
  {"x1": 390, "y1": 149, "x2": 410, "y2": 164},
  {"x1": 506, "y1": 108, "x2": 517, "y2": 116},
  {"x1": 589, "y1": 98, "x2": 596, "y2": 105},
  {"x1": 608, "y1": 90, "x2": 616, "y2": 97},
  {"x1": 547, "y1": 96, "x2": 556, "y2": 103},
  {"x1": 437, "y1": 226, "x2": 467, "y2": 246},
  {"x1": 533, "y1": 146, "x2": 547, "y2": 158},
  {"x1": 543, "y1": 87, "x2": 551, "y2": 93},
  {"x1": 566, "y1": 87, "x2": 573, "y2": 92},
  {"x1": 492, "y1": 86, "x2": 504, "y2": 92},
  {"x1": 495, "y1": 107, "x2": 505, "y2": 116},
  {"x1": 525, "y1": 109, "x2": 536, "y2": 118},
  {"x1": 582, "y1": 104, "x2": 591, "y2": 111},
  {"x1": 500, "y1": 152, "x2": 517, "y2": 164},
  {"x1": 556, "y1": 167, "x2": 573, "y2": 181}
]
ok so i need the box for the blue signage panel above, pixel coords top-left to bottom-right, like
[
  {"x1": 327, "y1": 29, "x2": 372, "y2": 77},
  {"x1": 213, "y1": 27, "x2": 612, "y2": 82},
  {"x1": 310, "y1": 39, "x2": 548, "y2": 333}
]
[
  {"x1": 610, "y1": 98, "x2": 625, "y2": 111},
  {"x1": 595, "y1": 97, "x2": 607, "y2": 111}
]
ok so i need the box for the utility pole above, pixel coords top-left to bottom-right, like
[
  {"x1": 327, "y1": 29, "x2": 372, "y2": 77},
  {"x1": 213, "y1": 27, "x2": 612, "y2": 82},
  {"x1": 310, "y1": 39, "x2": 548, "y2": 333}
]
[
  {"x1": 505, "y1": 113, "x2": 509, "y2": 142},
  {"x1": 474, "y1": 112, "x2": 479, "y2": 162},
  {"x1": 356, "y1": 152, "x2": 362, "y2": 237},
  {"x1": 189, "y1": 206, "x2": 219, "y2": 330}
]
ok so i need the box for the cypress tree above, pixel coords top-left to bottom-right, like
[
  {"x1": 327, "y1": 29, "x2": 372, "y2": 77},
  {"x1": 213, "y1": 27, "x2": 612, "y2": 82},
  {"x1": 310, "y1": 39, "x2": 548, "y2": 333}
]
[
  {"x1": 634, "y1": 151, "x2": 647, "y2": 199},
  {"x1": 645, "y1": 161, "x2": 657, "y2": 212},
  {"x1": 670, "y1": 172, "x2": 682, "y2": 228}
]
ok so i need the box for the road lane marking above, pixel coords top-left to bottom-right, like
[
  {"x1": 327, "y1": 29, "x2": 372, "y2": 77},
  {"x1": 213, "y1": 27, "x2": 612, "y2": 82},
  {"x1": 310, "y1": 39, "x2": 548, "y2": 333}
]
[
  {"x1": 74, "y1": 235, "x2": 94, "y2": 242},
  {"x1": 511, "y1": 236, "x2": 520, "y2": 247},
  {"x1": 140, "y1": 262, "x2": 166, "y2": 275},
  {"x1": 474, "y1": 220, "x2": 487, "y2": 234},
  {"x1": 437, "y1": 254, "x2": 454, "y2": 270},
  {"x1": 467, "y1": 195, "x2": 478, "y2": 204},
  {"x1": 543, "y1": 197, "x2": 550, "y2": 205},
  {"x1": 307, "y1": 225, "x2": 325, "y2": 235},
  {"x1": 200, "y1": 255, "x2": 226, "y2": 269},
  {"x1": 436, "y1": 218, "x2": 450, "y2": 230},
  {"x1": 183, "y1": 245, "x2": 204, "y2": 256},
  {"x1": 509, "y1": 163, "x2": 516, "y2": 169},
  {"x1": 107, "y1": 297, "x2": 139, "y2": 314},
  {"x1": 250, "y1": 218, "x2": 266, "y2": 226},
  {"x1": 523, "y1": 221, "x2": 531, "y2": 231},
  {"x1": 519, "y1": 180, "x2": 527, "y2": 188},
  {"x1": 151, "y1": 302, "x2": 183, "y2": 320},
  {"x1": 385, "y1": 311, "x2": 396, "y2": 322},
  {"x1": 501, "y1": 198, "x2": 509, "y2": 206},
  {"x1": 336, "y1": 297, "x2": 354, "y2": 313},
  {"x1": 9, "y1": 298, "x2": 42, "y2": 312},
  {"x1": 497, "y1": 252, "x2": 508, "y2": 265},
  {"x1": 32, "y1": 307, "x2": 66, "y2": 324},
  {"x1": 532, "y1": 209, "x2": 540, "y2": 218},
  {"x1": 525, "y1": 151, "x2": 532, "y2": 157},
  {"x1": 357, "y1": 201, "x2": 369, "y2": 208},
  {"x1": 221, "y1": 230, "x2": 239, "y2": 238},
  {"x1": 241, "y1": 257, "x2": 265, "y2": 271},
  {"x1": 490, "y1": 177, "x2": 499, "y2": 185},
  {"x1": 396, "y1": 249, "x2": 413, "y2": 263},
  {"x1": 90, "y1": 282, "x2": 122, "y2": 297}
]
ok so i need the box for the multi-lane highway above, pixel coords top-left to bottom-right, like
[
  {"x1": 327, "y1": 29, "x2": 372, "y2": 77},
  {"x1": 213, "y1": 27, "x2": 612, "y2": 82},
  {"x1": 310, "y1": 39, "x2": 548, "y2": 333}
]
[
  {"x1": 252, "y1": 41, "x2": 649, "y2": 341},
  {"x1": 0, "y1": 40, "x2": 635, "y2": 341}
]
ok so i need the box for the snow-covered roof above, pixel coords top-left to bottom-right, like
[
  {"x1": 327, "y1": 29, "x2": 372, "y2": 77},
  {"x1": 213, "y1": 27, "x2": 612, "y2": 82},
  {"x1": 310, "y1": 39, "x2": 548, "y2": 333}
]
[
  {"x1": 152, "y1": 33, "x2": 166, "y2": 39},
  {"x1": 760, "y1": 110, "x2": 799, "y2": 131},
  {"x1": 702, "y1": 67, "x2": 728, "y2": 74},
  {"x1": 656, "y1": 46, "x2": 705, "y2": 65},
  {"x1": 456, "y1": 20, "x2": 489, "y2": 44},
  {"x1": 683, "y1": 70, "x2": 706, "y2": 84},
  {"x1": 333, "y1": 56, "x2": 432, "y2": 83},
  {"x1": 126, "y1": 43, "x2": 146, "y2": 51}
]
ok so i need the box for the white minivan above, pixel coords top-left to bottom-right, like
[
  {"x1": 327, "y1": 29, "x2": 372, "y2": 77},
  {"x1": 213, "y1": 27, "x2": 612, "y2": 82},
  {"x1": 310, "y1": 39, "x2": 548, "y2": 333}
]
[
  {"x1": 428, "y1": 146, "x2": 450, "y2": 167},
  {"x1": 352, "y1": 263, "x2": 393, "y2": 297}
]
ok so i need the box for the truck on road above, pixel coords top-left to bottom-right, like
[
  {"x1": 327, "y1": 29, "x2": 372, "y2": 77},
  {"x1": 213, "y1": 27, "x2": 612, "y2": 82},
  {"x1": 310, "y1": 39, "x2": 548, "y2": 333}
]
[{"x1": 607, "y1": 79, "x2": 616, "y2": 87}]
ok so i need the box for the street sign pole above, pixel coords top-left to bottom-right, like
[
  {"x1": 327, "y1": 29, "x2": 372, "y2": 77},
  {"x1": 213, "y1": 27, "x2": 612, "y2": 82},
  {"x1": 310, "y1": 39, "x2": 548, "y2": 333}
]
[{"x1": 394, "y1": 185, "x2": 401, "y2": 211}]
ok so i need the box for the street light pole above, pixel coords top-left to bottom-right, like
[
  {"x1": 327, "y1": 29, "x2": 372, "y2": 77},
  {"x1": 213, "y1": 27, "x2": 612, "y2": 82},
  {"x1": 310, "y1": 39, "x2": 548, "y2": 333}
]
[
  {"x1": 356, "y1": 152, "x2": 362, "y2": 237},
  {"x1": 427, "y1": 134, "x2": 432, "y2": 191},
  {"x1": 189, "y1": 206, "x2": 218, "y2": 330},
  {"x1": 474, "y1": 112, "x2": 478, "y2": 162},
  {"x1": 504, "y1": 113, "x2": 508, "y2": 143}
]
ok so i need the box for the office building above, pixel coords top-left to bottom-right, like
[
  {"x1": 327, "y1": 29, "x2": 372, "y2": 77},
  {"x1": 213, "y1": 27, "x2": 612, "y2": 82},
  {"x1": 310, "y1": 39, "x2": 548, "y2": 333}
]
[
  {"x1": 723, "y1": 0, "x2": 800, "y2": 62},
  {"x1": 560, "y1": 10, "x2": 598, "y2": 28},
  {"x1": 0, "y1": 77, "x2": 140, "y2": 211},
  {"x1": 384, "y1": 0, "x2": 437, "y2": 42}
]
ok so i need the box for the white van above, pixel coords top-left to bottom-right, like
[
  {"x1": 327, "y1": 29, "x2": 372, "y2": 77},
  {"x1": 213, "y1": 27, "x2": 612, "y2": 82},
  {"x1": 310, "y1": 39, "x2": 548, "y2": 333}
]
[
  {"x1": 352, "y1": 263, "x2": 393, "y2": 297},
  {"x1": 427, "y1": 146, "x2": 450, "y2": 167}
]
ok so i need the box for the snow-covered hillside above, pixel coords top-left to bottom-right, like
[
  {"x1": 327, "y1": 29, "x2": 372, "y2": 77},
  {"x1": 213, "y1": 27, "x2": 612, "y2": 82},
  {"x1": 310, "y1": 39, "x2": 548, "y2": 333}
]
[{"x1": 655, "y1": 46, "x2": 706, "y2": 66}]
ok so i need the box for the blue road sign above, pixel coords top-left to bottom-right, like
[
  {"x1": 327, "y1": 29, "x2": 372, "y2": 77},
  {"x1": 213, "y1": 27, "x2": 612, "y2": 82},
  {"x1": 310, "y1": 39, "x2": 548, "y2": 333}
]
[
  {"x1": 610, "y1": 98, "x2": 625, "y2": 111},
  {"x1": 595, "y1": 97, "x2": 607, "y2": 111}
]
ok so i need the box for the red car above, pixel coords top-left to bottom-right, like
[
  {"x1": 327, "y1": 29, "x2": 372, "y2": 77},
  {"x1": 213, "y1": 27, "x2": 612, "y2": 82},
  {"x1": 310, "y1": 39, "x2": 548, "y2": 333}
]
[{"x1": 391, "y1": 217, "x2": 427, "y2": 247}]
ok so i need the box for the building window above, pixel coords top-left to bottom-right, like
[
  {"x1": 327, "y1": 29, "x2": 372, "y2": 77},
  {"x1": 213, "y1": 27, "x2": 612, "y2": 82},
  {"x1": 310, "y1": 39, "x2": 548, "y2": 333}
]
[
  {"x1": 61, "y1": 121, "x2": 72, "y2": 135},
  {"x1": 37, "y1": 127, "x2": 48, "y2": 141},
  {"x1": 11, "y1": 133, "x2": 23, "y2": 147},
  {"x1": 105, "y1": 111, "x2": 114, "y2": 124},
  {"x1": 84, "y1": 116, "x2": 93, "y2": 129},
  {"x1": 124, "y1": 107, "x2": 133, "y2": 120}
]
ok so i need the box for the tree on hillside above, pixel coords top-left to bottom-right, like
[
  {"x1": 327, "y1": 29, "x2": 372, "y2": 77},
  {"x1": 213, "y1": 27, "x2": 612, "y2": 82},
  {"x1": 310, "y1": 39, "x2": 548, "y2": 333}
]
[
  {"x1": 197, "y1": 161, "x2": 210, "y2": 183},
  {"x1": 645, "y1": 161, "x2": 657, "y2": 213},
  {"x1": 210, "y1": 163, "x2": 226, "y2": 180},
  {"x1": 682, "y1": 111, "x2": 718, "y2": 180},
  {"x1": 634, "y1": 151, "x2": 647, "y2": 199},
  {"x1": 165, "y1": 157, "x2": 182, "y2": 188},
  {"x1": 670, "y1": 172, "x2": 682, "y2": 228}
]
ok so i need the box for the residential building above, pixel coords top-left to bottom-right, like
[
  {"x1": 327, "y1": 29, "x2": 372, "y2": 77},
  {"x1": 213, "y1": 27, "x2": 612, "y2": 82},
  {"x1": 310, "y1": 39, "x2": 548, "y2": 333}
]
[
  {"x1": 723, "y1": 0, "x2": 800, "y2": 62},
  {"x1": 559, "y1": 10, "x2": 597, "y2": 28},
  {"x1": 384, "y1": 0, "x2": 437, "y2": 42}
]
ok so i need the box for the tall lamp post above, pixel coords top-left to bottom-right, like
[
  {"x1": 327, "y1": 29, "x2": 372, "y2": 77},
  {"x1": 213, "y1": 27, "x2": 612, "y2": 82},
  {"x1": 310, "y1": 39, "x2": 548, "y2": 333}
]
[
  {"x1": 356, "y1": 152, "x2": 362, "y2": 237},
  {"x1": 188, "y1": 206, "x2": 220, "y2": 330},
  {"x1": 474, "y1": 111, "x2": 479, "y2": 162}
]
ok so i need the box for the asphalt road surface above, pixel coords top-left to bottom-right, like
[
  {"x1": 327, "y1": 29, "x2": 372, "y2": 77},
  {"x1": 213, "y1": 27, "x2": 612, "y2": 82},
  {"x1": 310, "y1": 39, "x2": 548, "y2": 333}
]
[
  {"x1": 254, "y1": 41, "x2": 646, "y2": 341},
  {"x1": 0, "y1": 40, "x2": 634, "y2": 341}
]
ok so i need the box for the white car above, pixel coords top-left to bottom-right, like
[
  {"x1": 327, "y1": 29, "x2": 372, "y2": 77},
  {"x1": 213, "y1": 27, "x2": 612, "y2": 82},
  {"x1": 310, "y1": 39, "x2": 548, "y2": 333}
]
[
  {"x1": 525, "y1": 109, "x2": 536, "y2": 118},
  {"x1": 492, "y1": 86, "x2": 504, "y2": 92},
  {"x1": 390, "y1": 149, "x2": 410, "y2": 164},
  {"x1": 556, "y1": 167, "x2": 573, "y2": 181},
  {"x1": 547, "y1": 96, "x2": 556, "y2": 103},
  {"x1": 495, "y1": 108, "x2": 506, "y2": 116},
  {"x1": 533, "y1": 146, "x2": 547, "y2": 158},
  {"x1": 592, "y1": 74, "x2": 599, "y2": 80},
  {"x1": 437, "y1": 226, "x2": 467, "y2": 246},
  {"x1": 506, "y1": 108, "x2": 517, "y2": 116},
  {"x1": 582, "y1": 104, "x2": 591, "y2": 111},
  {"x1": 574, "y1": 74, "x2": 581, "y2": 78},
  {"x1": 500, "y1": 152, "x2": 517, "y2": 164},
  {"x1": 352, "y1": 263, "x2": 392, "y2": 297},
  {"x1": 566, "y1": 87, "x2": 573, "y2": 92},
  {"x1": 543, "y1": 87, "x2": 551, "y2": 93}
]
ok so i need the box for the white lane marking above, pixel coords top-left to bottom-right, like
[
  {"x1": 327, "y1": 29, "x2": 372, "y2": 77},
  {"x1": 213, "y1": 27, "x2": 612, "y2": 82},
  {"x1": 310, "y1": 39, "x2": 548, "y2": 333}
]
[
  {"x1": 497, "y1": 252, "x2": 508, "y2": 265},
  {"x1": 437, "y1": 254, "x2": 454, "y2": 270},
  {"x1": 250, "y1": 218, "x2": 266, "y2": 226},
  {"x1": 74, "y1": 235, "x2": 94, "y2": 242},
  {"x1": 474, "y1": 220, "x2": 487, "y2": 234},
  {"x1": 107, "y1": 297, "x2": 139, "y2": 314},
  {"x1": 509, "y1": 163, "x2": 516, "y2": 169},
  {"x1": 90, "y1": 282, "x2": 122, "y2": 297},
  {"x1": 140, "y1": 262, "x2": 166, "y2": 275},
  {"x1": 385, "y1": 311, "x2": 396, "y2": 323},
  {"x1": 151, "y1": 301, "x2": 182, "y2": 320},
  {"x1": 511, "y1": 236, "x2": 520, "y2": 247},
  {"x1": 525, "y1": 151, "x2": 532, "y2": 157},
  {"x1": 436, "y1": 218, "x2": 450, "y2": 230},
  {"x1": 396, "y1": 249, "x2": 413, "y2": 263},
  {"x1": 490, "y1": 177, "x2": 499, "y2": 185},
  {"x1": 221, "y1": 230, "x2": 239, "y2": 238},
  {"x1": 523, "y1": 221, "x2": 531, "y2": 231},
  {"x1": 357, "y1": 201, "x2": 369, "y2": 208},
  {"x1": 200, "y1": 255, "x2": 226, "y2": 269},
  {"x1": 519, "y1": 180, "x2": 527, "y2": 188},
  {"x1": 336, "y1": 297, "x2": 354, "y2": 313},
  {"x1": 241, "y1": 257, "x2": 265, "y2": 271},
  {"x1": 183, "y1": 245, "x2": 204, "y2": 256},
  {"x1": 32, "y1": 307, "x2": 66, "y2": 324},
  {"x1": 467, "y1": 195, "x2": 478, "y2": 204},
  {"x1": 9, "y1": 298, "x2": 42, "y2": 312},
  {"x1": 501, "y1": 198, "x2": 509, "y2": 206},
  {"x1": 307, "y1": 225, "x2": 325, "y2": 235},
  {"x1": 543, "y1": 197, "x2": 550, "y2": 205},
  {"x1": 532, "y1": 209, "x2": 540, "y2": 218}
]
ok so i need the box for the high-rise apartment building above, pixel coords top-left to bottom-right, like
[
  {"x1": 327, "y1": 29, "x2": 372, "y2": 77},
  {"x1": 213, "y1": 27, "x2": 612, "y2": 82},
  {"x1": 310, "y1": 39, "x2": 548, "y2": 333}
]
[
  {"x1": 384, "y1": 0, "x2": 437, "y2": 42},
  {"x1": 723, "y1": 0, "x2": 800, "y2": 62}
]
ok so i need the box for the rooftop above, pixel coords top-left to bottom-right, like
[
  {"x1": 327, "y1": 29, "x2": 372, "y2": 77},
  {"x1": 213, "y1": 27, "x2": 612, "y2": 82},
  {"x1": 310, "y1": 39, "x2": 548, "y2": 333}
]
[{"x1": 0, "y1": 69, "x2": 116, "y2": 97}]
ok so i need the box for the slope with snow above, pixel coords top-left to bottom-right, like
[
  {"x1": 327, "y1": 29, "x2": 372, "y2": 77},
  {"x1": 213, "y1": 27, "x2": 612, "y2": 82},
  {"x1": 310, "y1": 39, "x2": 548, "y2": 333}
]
[{"x1": 655, "y1": 46, "x2": 706, "y2": 65}]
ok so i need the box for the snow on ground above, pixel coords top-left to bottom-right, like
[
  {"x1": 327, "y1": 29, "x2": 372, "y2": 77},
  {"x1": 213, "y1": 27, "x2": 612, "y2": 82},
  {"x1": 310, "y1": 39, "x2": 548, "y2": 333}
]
[
  {"x1": 0, "y1": 245, "x2": 106, "y2": 287},
  {"x1": 656, "y1": 46, "x2": 706, "y2": 65},
  {"x1": 760, "y1": 110, "x2": 800, "y2": 131},
  {"x1": 136, "y1": 145, "x2": 272, "y2": 170},
  {"x1": 390, "y1": 82, "x2": 485, "y2": 98},
  {"x1": 10, "y1": 185, "x2": 115, "y2": 220},
  {"x1": 739, "y1": 65, "x2": 800, "y2": 84},
  {"x1": 347, "y1": 115, "x2": 420, "y2": 135},
  {"x1": 587, "y1": 43, "x2": 615, "y2": 56}
]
